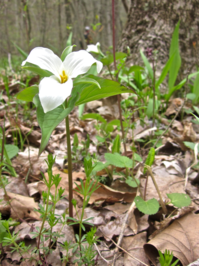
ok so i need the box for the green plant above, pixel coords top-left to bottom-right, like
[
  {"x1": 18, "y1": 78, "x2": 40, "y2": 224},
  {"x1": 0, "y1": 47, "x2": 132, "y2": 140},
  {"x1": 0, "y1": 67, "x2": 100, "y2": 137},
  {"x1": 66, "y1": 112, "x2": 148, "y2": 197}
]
[{"x1": 158, "y1": 249, "x2": 179, "y2": 266}]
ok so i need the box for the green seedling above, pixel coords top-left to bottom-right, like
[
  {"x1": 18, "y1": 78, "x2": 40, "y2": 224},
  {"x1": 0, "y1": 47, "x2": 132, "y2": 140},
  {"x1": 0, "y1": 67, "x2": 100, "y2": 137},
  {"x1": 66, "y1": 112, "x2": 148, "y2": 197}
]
[{"x1": 158, "y1": 249, "x2": 179, "y2": 266}]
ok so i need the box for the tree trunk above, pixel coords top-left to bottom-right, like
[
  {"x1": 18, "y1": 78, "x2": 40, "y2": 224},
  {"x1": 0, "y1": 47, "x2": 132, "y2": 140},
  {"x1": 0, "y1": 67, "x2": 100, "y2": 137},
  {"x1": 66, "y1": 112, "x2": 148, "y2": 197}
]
[{"x1": 119, "y1": 0, "x2": 199, "y2": 77}]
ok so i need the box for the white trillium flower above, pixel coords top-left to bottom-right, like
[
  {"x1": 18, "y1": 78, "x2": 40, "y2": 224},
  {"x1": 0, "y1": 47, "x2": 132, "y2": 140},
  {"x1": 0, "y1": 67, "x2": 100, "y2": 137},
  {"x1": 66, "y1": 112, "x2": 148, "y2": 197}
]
[
  {"x1": 86, "y1": 42, "x2": 101, "y2": 54},
  {"x1": 22, "y1": 47, "x2": 103, "y2": 113}
]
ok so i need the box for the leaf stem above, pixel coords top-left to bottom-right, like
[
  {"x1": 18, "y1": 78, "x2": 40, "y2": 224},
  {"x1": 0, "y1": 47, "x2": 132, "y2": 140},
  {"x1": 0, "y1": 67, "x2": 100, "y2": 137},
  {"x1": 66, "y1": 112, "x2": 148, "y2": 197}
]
[
  {"x1": 146, "y1": 165, "x2": 167, "y2": 214},
  {"x1": 65, "y1": 100, "x2": 73, "y2": 218}
]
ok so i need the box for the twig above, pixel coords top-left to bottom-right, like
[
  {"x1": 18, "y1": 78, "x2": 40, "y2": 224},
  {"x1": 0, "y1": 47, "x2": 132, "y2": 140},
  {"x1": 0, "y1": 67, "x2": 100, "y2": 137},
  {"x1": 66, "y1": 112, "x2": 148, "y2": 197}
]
[
  {"x1": 110, "y1": 238, "x2": 149, "y2": 266},
  {"x1": 112, "y1": 199, "x2": 137, "y2": 265},
  {"x1": 184, "y1": 143, "x2": 199, "y2": 190},
  {"x1": 94, "y1": 243, "x2": 110, "y2": 264}
]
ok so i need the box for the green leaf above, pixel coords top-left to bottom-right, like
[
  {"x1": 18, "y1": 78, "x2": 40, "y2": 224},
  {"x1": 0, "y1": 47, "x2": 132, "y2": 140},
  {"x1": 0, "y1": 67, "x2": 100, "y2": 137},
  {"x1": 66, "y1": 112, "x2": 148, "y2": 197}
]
[
  {"x1": 96, "y1": 135, "x2": 106, "y2": 143},
  {"x1": 133, "y1": 153, "x2": 142, "y2": 162},
  {"x1": 81, "y1": 113, "x2": 106, "y2": 123},
  {"x1": 35, "y1": 93, "x2": 79, "y2": 155},
  {"x1": 193, "y1": 106, "x2": 199, "y2": 116},
  {"x1": 146, "y1": 98, "x2": 160, "y2": 118},
  {"x1": 101, "y1": 52, "x2": 126, "y2": 66},
  {"x1": 144, "y1": 147, "x2": 155, "y2": 174},
  {"x1": 135, "y1": 196, "x2": 159, "y2": 215},
  {"x1": 155, "y1": 53, "x2": 175, "y2": 90},
  {"x1": 66, "y1": 32, "x2": 73, "y2": 47},
  {"x1": 184, "y1": 141, "x2": 199, "y2": 152},
  {"x1": 105, "y1": 153, "x2": 133, "y2": 168},
  {"x1": 186, "y1": 93, "x2": 196, "y2": 101},
  {"x1": 167, "y1": 193, "x2": 191, "y2": 208},
  {"x1": 74, "y1": 76, "x2": 101, "y2": 89},
  {"x1": 92, "y1": 162, "x2": 109, "y2": 174},
  {"x1": 140, "y1": 50, "x2": 153, "y2": 81},
  {"x1": 5, "y1": 145, "x2": 19, "y2": 159},
  {"x1": 13, "y1": 42, "x2": 28, "y2": 59},
  {"x1": 75, "y1": 75, "x2": 132, "y2": 106},
  {"x1": 16, "y1": 85, "x2": 39, "y2": 102},
  {"x1": 112, "y1": 135, "x2": 121, "y2": 153},
  {"x1": 125, "y1": 177, "x2": 140, "y2": 188},
  {"x1": 22, "y1": 63, "x2": 52, "y2": 77},
  {"x1": 168, "y1": 21, "x2": 181, "y2": 90},
  {"x1": 193, "y1": 73, "x2": 199, "y2": 104},
  {"x1": 61, "y1": 45, "x2": 76, "y2": 61},
  {"x1": 78, "y1": 103, "x2": 85, "y2": 118}
]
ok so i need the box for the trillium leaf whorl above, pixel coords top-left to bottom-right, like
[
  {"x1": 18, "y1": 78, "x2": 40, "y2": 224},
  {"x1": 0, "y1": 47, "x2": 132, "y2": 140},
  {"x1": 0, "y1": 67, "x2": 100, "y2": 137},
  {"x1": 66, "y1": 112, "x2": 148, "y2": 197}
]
[{"x1": 22, "y1": 47, "x2": 103, "y2": 113}]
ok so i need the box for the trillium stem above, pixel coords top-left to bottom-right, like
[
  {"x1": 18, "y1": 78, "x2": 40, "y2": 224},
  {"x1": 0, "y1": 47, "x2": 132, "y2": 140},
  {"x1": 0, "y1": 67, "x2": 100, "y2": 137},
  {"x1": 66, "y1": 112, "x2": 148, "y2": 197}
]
[
  {"x1": 112, "y1": 0, "x2": 127, "y2": 155},
  {"x1": 65, "y1": 100, "x2": 73, "y2": 218}
]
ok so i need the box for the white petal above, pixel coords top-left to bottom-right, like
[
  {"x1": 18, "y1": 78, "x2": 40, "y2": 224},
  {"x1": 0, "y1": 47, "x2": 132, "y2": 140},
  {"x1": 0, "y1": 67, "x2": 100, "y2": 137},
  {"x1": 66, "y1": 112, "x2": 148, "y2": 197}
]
[
  {"x1": 86, "y1": 44, "x2": 99, "y2": 53},
  {"x1": 22, "y1": 47, "x2": 62, "y2": 78},
  {"x1": 63, "y1": 50, "x2": 103, "y2": 78},
  {"x1": 39, "y1": 76, "x2": 73, "y2": 113}
]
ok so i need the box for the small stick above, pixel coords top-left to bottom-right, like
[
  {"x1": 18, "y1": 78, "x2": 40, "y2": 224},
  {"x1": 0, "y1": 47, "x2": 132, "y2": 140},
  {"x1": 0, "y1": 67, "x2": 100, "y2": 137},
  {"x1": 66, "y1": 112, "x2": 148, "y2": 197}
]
[
  {"x1": 112, "y1": 198, "x2": 137, "y2": 265},
  {"x1": 111, "y1": 238, "x2": 149, "y2": 266}
]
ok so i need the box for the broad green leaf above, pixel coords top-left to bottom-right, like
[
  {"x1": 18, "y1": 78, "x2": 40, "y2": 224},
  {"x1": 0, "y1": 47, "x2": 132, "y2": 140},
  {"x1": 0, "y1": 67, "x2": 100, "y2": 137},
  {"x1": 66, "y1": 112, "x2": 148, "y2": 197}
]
[
  {"x1": 16, "y1": 85, "x2": 39, "y2": 102},
  {"x1": 193, "y1": 106, "x2": 199, "y2": 116},
  {"x1": 146, "y1": 98, "x2": 160, "y2": 118},
  {"x1": 144, "y1": 147, "x2": 155, "y2": 174},
  {"x1": 183, "y1": 141, "x2": 199, "y2": 152},
  {"x1": 193, "y1": 73, "x2": 199, "y2": 104},
  {"x1": 125, "y1": 177, "x2": 140, "y2": 188},
  {"x1": 74, "y1": 76, "x2": 101, "y2": 89},
  {"x1": 22, "y1": 63, "x2": 52, "y2": 77},
  {"x1": 66, "y1": 32, "x2": 73, "y2": 47},
  {"x1": 35, "y1": 93, "x2": 79, "y2": 155},
  {"x1": 155, "y1": 53, "x2": 175, "y2": 90},
  {"x1": 5, "y1": 145, "x2": 19, "y2": 159},
  {"x1": 168, "y1": 21, "x2": 181, "y2": 90},
  {"x1": 78, "y1": 103, "x2": 85, "y2": 118},
  {"x1": 96, "y1": 135, "x2": 106, "y2": 143},
  {"x1": 133, "y1": 153, "x2": 142, "y2": 162},
  {"x1": 105, "y1": 153, "x2": 133, "y2": 168},
  {"x1": 81, "y1": 113, "x2": 106, "y2": 123},
  {"x1": 61, "y1": 45, "x2": 76, "y2": 61},
  {"x1": 186, "y1": 93, "x2": 196, "y2": 101},
  {"x1": 135, "y1": 196, "x2": 159, "y2": 215},
  {"x1": 167, "y1": 193, "x2": 191, "y2": 208},
  {"x1": 13, "y1": 42, "x2": 28, "y2": 59},
  {"x1": 112, "y1": 135, "x2": 121, "y2": 153},
  {"x1": 140, "y1": 50, "x2": 153, "y2": 81},
  {"x1": 101, "y1": 52, "x2": 127, "y2": 66},
  {"x1": 75, "y1": 75, "x2": 132, "y2": 106},
  {"x1": 134, "y1": 69, "x2": 142, "y2": 90},
  {"x1": 128, "y1": 65, "x2": 144, "y2": 74}
]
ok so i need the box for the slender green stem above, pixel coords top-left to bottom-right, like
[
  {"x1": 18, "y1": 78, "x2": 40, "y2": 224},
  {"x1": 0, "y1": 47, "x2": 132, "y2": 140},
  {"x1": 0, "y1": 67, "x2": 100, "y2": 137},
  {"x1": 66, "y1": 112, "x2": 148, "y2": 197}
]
[
  {"x1": 65, "y1": 100, "x2": 73, "y2": 218},
  {"x1": 112, "y1": 0, "x2": 127, "y2": 155}
]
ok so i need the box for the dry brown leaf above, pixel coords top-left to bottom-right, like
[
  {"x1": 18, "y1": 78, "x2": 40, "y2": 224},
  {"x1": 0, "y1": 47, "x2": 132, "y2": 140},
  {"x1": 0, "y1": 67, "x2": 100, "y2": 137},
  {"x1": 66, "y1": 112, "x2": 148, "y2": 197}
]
[
  {"x1": 0, "y1": 192, "x2": 40, "y2": 220},
  {"x1": 165, "y1": 98, "x2": 183, "y2": 116},
  {"x1": 144, "y1": 212, "x2": 199, "y2": 266},
  {"x1": 97, "y1": 213, "x2": 134, "y2": 240},
  {"x1": 74, "y1": 182, "x2": 136, "y2": 204},
  {"x1": 122, "y1": 232, "x2": 149, "y2": 266}
]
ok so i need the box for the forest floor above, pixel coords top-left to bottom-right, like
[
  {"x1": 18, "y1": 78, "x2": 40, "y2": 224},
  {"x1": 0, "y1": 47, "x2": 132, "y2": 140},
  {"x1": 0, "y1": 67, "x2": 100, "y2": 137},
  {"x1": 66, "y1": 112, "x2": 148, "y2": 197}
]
[{"x1": 0, "y1": 69, "x2": 199, "y2": 266}]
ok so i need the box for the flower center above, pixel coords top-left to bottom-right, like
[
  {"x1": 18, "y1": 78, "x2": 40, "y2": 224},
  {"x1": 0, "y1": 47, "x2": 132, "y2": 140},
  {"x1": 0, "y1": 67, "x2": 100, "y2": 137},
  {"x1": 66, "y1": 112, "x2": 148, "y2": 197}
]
[{"x1": 60, "y1": 70, "x2": 68, "y2": 83}]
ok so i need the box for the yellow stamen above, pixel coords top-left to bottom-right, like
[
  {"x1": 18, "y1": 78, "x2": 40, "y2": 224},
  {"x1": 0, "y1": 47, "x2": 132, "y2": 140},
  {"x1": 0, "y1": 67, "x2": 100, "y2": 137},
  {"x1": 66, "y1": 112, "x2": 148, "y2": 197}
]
[{"x1": 60, "y1": 70, "x2": 68, "y2": 83}]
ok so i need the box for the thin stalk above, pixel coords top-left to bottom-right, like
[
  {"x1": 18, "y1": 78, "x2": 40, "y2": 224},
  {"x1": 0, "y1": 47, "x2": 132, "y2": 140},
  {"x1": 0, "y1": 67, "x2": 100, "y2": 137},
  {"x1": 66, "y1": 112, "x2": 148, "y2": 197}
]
[
  {"x1": 65, "y1": 100, "x2": 73, "y2": 218},
  {"x1": 146, "y1": 166, "x2": 167, "y2": 214},
  {"x1": 112, "y1": 0, "x2": 127, "y2": 155},
  {"x1": 152, "y1": 60, "x2": 156, "y2": 128}
]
